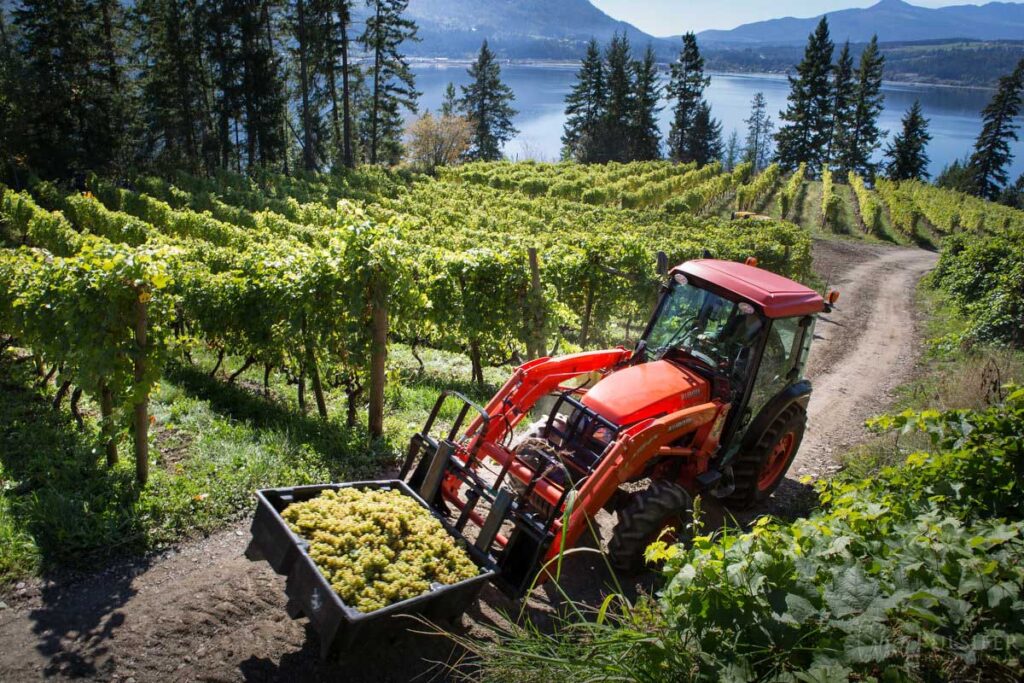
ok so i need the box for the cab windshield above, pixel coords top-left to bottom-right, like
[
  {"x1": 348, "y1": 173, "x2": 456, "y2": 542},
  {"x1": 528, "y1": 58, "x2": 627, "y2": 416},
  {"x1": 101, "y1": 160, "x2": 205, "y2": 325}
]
[{"x1": 645, "y1": 277, "x2": 763, "y2": 375}]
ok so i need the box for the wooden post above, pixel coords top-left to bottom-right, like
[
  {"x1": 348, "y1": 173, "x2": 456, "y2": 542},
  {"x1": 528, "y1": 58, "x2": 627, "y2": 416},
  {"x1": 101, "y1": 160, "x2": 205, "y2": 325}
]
[
  {"x1": 368, "y1": 273, "x2": 388, "y2": 439},
  {"x1": 301, "y1": 316, "x2": 328, "y2": 420},
  {"x1": 527, "y1": 247, "x2": 545, "y2": 359},
  {"x1": 579, "y1": 282, "x2": 594, "y2": 348},
  {"x1": 133, "y1": 294, "x2": 149, "y2": 486},
  {"x1": 99, "y1": 381, "x2": 118, "y2": 466},
  {"x1": 656, "y1": 251, "x2": 668, "y2": 276}
]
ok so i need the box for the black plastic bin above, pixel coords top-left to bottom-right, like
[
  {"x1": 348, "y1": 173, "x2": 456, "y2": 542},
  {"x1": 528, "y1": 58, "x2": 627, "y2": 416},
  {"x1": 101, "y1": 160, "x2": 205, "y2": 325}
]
[{"x1": 245, "y1": 479, "x2": 498, "y2": 658}]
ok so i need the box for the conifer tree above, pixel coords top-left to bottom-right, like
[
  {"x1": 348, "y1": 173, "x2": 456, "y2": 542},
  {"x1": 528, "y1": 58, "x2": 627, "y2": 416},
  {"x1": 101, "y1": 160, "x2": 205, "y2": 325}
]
[
  {"x1": 0, "y1": 9, "x2": 18, "y2": 177},
  {"x1": 829, "y1": 41, "x2": 855, "y2": 173},
  {"x1": 743, "y1": 91, "x2": 774, "y2": 171},
  {"x1": 845, "y1": 35, "x2": 885, "y2": 178},
  {"x1": 459, "y1": 40, "x2": 518, "y2": 161},
  {"x1": 775, "y1": 17, "x2": 833, "y2": 174},
  {"x1": 12, "y1": 0, "x2": 118, "y2": 177},
  {"x1": 238, "y1": 1, "x2": 288, "y2": 169},
  {"x1": 630, "y1": 44, "x2": 662, "y2": 161},
  {"x1": 687, "y1": 101, "x2": 723, "y2": 167},
  {"x1": 722, "y1": 130, "x2": 740, "y2": 171},
  {"x1": 561, "y1": 38, "x2": 606, "y2": 162},
  {"x1": 441, "y1": 82, "x2": 458, "y2": 117},
  {"x1": 136, "y1": 0, "x2": 213, "y2": 172},
  {"x1": 361, "y1": 0, "x2": 419, "y2": 165},
  {"x1": 968, "y1": 59, "x2": 1024, "y2": 199},
  {"x1": 666, "y1": 32, "x2": 709, "y2": 163},
  {"x1": 884, "y1": 100, "x2": 931, "y2": 181},
  {"x1": 601, "y1": 32, "x2": 634, "y2": 163}
]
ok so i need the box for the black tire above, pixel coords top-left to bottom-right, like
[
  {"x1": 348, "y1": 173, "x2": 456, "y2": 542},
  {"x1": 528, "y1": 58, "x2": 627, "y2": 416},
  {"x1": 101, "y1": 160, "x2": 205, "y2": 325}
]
[
  {"x1": 608, "y1": 480, "x2": 692, "y2": 574},
  {"x1": 724, "y1": 405, "x2": 806, "y2": 510}
]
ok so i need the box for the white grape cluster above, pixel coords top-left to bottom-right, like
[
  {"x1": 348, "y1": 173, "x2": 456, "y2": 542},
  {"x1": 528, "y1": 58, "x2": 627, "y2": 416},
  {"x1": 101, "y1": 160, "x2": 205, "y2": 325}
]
[{"x1": 282, "y1": 488, "x2": 479, "y2": 612}]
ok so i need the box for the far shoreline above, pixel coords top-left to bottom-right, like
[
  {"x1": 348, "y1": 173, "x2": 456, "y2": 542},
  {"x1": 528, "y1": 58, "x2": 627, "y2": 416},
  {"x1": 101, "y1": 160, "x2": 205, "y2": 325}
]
[{"x1": 408, "y1": 57, "x2": 998, "y2": 91}]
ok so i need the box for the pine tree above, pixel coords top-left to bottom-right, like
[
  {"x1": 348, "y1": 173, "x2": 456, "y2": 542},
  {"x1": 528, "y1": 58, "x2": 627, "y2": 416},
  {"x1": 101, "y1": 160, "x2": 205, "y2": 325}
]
[
  {"x1": 441, "y1": 82, "x2": 458, "y2": 117},
  {"x1": 630, "y1": 44, "x2": 662, "y2": 160},
  {"x1": 242, "y1": 1, "x2": 288, "y2": 169},
  {"x1": 361, "y1": 0, "x2": 419, "y2": 165},
  {"x1": 775, "y1": 17, "x2": 833, "y2": 175},
  {"x1": 666, "y1": 32, "x2": 709, "y2": 163},
  {"x1": 845, "y1": 35, "x2": 885, "y2": 178},
  {"x1": 722, "y1": 130, "x2": 740, "y2": 171},
  {"x1": 829, "y1": 41, "x2": 855, "y2": 173},
  {"x1": 601, "y1": 32, "x2": 634, "y2": 163},
  {"x1": 292, "y1": 0, "x2": 320, "y2": 170},
  {"x1": 687, "y1": 101, "x2": 723, "y2": 167},
  {"x1": 136, "y1": 0, "x2": 213, "y2": 172},
  {"x1": 968, "y1": 58, "x2": 1024, "y2": 199},
  {"x1": 12, "y1": 0, "x2": 118, "y2": 177},
  {"x1": 743, "y1": 91, "x2": 774, "y2": 171},
  {"x1": 319, "y1": 0, "x2": 357, "y2": 168},
  {"x1": 459, "y1": 40, "x2": 518, "y2": 161},
  {"x1": 0, "y1": 8, "x2": 21, "y2": 179},
  {"x1": 884, "y1": 100, "x2": 931, "y2": 181},
  {"x1": 561, "y1": 38, "x2": 606, "y2": 162}
]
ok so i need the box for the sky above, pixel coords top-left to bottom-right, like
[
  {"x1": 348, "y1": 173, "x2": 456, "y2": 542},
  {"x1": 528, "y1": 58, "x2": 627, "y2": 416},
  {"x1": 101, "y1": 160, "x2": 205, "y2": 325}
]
[{"x1": 590, "y1": 0, "x2": 1009, "y2": 36}]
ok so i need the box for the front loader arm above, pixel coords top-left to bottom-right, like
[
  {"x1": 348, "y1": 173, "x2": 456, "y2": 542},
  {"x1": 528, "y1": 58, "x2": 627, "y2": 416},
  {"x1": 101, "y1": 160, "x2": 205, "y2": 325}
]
[{"x1": 464, "y1": 348, "x2": 631, "y2": 448}]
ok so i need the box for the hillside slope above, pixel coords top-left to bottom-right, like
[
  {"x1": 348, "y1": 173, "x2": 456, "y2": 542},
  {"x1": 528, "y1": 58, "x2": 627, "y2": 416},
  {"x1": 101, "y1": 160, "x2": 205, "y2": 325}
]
[
  {"x1": 698, "y1": 0, "x2": 1024, "y2": 45},
  {"x1": 398, "y1": 0, "x2": 676, "y2": 59}
]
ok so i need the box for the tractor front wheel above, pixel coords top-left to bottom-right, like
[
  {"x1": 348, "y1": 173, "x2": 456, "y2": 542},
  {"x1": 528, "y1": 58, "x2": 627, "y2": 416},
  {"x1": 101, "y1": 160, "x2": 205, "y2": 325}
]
[
  {"x1": 608, "y1": 480, "x2": 692, "y2": 575},
  {"x1": 725, "y1": 405, "x2": 806, "y2": 510}
]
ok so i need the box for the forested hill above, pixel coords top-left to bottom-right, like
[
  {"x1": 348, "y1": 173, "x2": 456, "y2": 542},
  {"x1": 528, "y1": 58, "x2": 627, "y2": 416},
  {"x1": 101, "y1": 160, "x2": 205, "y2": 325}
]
[
  {"x1": 697, "y1": 0, "x2": 1024, "y2": 45},
  {"x1": 395, "y1": 0, "x2": 677, "y2": 60}
]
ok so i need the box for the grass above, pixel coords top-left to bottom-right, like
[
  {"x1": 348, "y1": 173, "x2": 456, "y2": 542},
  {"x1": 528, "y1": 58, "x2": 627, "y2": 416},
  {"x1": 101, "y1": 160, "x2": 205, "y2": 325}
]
[{"x1": 0, "y1": 341, "x2": 511, "y2": 585}]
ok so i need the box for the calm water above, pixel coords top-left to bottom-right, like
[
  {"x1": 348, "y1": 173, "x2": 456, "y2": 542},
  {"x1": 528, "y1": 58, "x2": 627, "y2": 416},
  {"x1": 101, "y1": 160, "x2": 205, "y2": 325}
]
[{"x1": 411, "y1": 63, "x2": 1023, "y2": 180}]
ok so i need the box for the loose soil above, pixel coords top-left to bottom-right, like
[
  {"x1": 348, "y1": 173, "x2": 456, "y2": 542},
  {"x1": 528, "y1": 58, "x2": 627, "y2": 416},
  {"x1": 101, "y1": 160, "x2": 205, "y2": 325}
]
[{"x1": 0, "y1": 240, "x2": 938, "y2": 682}]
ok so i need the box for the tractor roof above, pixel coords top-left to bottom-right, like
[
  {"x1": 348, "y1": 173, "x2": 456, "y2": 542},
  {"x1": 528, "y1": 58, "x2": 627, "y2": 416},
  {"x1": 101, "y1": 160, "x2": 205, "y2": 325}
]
[{"x1": 676, "y1": 259, "x2": 824, "y2": 319}]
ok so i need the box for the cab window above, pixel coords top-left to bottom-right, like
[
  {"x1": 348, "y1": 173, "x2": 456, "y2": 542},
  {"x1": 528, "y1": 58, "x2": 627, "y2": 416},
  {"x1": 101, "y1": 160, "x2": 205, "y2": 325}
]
[{"x1": 748, "y1": 316, "x2": 805, "y2": 416}]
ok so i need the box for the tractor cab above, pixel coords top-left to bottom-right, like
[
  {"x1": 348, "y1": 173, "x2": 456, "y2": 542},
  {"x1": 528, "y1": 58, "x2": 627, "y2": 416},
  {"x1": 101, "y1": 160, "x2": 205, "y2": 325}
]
[{"x1": 634, "y1": 259, "x2": 826, "y2": 453}]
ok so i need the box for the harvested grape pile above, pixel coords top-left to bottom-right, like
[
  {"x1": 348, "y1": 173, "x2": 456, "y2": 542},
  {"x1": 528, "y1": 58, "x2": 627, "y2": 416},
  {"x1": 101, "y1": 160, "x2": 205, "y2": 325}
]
[{"x1": 282, "y1": 488, "x2": 480, "y2": 612}]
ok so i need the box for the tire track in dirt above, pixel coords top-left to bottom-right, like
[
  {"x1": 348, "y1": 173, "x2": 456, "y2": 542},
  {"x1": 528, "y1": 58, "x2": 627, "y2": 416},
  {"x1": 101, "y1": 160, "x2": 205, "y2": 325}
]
[
  {"x1": 795, "y1": 243, "x2": 938, "y2": 479},
  {"x1": 0, "y1": 241, "x2": 938, "y2": 682}
]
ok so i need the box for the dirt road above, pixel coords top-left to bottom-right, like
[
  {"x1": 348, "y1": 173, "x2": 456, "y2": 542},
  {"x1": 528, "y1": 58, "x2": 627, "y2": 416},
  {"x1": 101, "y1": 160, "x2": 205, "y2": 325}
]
[{"x1": 0, "y1": 241, "x2": 937, "y2": 682}]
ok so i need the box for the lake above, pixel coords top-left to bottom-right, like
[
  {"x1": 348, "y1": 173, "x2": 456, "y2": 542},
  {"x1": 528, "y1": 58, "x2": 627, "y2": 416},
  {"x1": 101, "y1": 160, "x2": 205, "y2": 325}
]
[{"x1": 411, "y1": 63, "x2": 1024, "y2": 180}]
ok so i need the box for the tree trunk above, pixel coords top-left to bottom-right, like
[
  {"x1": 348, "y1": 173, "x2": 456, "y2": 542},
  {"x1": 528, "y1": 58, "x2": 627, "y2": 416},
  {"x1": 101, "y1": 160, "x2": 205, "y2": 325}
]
[
  {"x1": 296, "y1": 0, "x2": 316, "y2": 171},
  {"x1": 133, "y1": 296, "x2": 150, "y2": 486},
  {"x1": 52, "y1": 380, "x2": 72, "y2": 411},
  {"x1": 263, "y1": 363, "x2": 272, "y2": 397},
  {"x1": 210, "y1": 349, "x2": 225, "y2": 377},
  {"x1": 228, "y1": 356, "x2": 257, "y2": 383},
  {"x1": 368, "y1": 276, "x2": 388, "y2": 438},
  {"x1": 297, "y1": 367, "x2": 307, "y2": 413},
  {"x1": 579, "y1": 282, "x2": 595, "y2": 348},
  {"x1": 303, "y1": 338, "x2": 328, "y2": 419},
  {"x1": 369, "y1": 1, "x2": 382, "y2": 164},
  {"x1": 70, "y1": 387, "x2": 84, "y2": 430},
  {"x1": 469, "y1": 341, "x2": 483, "y2": 385},
  {"x1": 339, "y1": 3, "x2": 354, "y2": 168},
  {"x1": 99, "y1": 381, "x2": 118, "y2": 466},
  {"x1": 346, "y1": 386, "x2": 361, "y2": 427},
  {"x1": 527, "y1": 247, "x2": 545, "y2": 359}
]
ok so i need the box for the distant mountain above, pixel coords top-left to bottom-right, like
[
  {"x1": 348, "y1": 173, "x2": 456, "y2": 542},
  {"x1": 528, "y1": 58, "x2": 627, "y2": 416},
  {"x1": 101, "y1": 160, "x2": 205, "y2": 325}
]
[
  {"x1": 394, "y1": 0, "x2": 677, "y2": 60},
  {"x1": 697, "y1": 0, "x2": 1024, "y2": 46}
]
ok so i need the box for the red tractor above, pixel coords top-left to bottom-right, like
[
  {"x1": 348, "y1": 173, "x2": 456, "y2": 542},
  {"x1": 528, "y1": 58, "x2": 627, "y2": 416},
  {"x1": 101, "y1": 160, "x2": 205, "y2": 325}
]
[{"x1": 402, "y1": 258, "x2": 834, "y2": 594}]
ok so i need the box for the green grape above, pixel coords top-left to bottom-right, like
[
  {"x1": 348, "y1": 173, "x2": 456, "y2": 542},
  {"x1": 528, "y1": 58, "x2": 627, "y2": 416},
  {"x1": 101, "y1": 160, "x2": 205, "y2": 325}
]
[{"x1": 282, "y1": 488, "x2": 479, "y2": 613}]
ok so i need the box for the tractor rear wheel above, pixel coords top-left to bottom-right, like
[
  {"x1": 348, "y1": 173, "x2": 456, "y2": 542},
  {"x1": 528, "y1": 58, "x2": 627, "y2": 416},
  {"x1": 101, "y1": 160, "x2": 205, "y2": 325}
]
[
  {"x1": 608, "y1": 480, "x2": 692, "y2": 575},
  {"x1": 725, "y1": 405, "x2": 806, "y2": 510}
]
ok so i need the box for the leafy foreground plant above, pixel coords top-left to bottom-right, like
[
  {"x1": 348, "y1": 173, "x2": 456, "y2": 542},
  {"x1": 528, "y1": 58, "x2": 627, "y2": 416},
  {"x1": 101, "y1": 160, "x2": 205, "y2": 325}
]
[{"x1": 457, "y1": 389, "x2": 1024, "y2": 682}]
